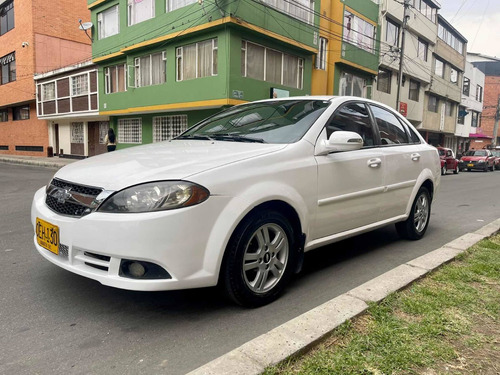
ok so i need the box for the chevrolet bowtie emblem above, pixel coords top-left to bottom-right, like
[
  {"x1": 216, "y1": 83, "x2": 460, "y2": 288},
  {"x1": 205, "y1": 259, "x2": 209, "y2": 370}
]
[{"x1": 52, "y1": 187, "x2": 73, "y2": 204}]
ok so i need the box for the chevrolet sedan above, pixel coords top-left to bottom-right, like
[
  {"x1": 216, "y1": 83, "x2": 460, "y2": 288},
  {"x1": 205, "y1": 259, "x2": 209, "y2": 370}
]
[{"x1": 32, "y1": 96, "x2": 440, "y2": 307}]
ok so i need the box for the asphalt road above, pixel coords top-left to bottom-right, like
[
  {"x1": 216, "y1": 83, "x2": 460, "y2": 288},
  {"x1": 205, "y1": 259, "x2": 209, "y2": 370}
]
[{"x1": 1, "y1": 162, "x2": 499, "y2": 375}]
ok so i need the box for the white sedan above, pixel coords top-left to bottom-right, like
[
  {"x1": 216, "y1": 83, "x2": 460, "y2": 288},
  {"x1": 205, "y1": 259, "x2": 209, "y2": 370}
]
[{"x1": 32, "y1": 96, "x2": 440, "y2": 307}]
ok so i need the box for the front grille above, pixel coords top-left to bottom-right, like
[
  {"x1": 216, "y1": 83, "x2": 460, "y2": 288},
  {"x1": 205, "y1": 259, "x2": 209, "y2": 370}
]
[
  {"x1": 45, "y1": 179, "x2": 103, "y2": 217},
  {"x1": 59, "y1": 243, "x2": 69, "y2": 258},
  {"x1": 51, "y1": 178, "x2": 102, "y2": 196}
]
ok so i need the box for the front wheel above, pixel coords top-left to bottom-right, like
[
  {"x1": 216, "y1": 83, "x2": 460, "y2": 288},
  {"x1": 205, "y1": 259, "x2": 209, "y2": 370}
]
[
  {"x1": 453, "y1": 165, "x2": 459, "y2": 174},
  {"x1": 222, "y1": 210, "x2": 297, "y2": 307},
  {"x1": 441, "y1": 165, "x2": 447, "y2": 175},
  {"x1": 396, "y1": 186, "x2": 431, "y2": 240}
]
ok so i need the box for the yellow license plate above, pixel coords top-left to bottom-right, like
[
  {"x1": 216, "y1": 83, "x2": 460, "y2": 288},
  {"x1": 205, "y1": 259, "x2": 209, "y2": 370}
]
[
  {"x1": 467, "y1": 163, "x2": 474, "y2": 167},
  {"x1": 36, "y1": 218, "x2": 59, "y2": 255}
]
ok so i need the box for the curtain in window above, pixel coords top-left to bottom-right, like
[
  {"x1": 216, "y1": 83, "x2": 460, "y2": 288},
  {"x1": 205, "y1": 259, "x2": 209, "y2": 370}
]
[
  {"x1": 151, "y1": 53, "x2": 165, "y2": 85},
  {"x1": 353, "y1": 76, "x2": 364, "y2": 97},
  {"x1": 169, "y1": 0, "x2": 196, "y2": 12},
  {"x1": 103, "y1": 6, "x2": 119, "y2": 38},
  {"x1": 266, "y1": 49, "x2": 282, "y2": 85},
  {"x1": 197, "y1": 40, "x2": 212, "y2": 78},
  {"x1": 283, "y1": 54, "x2": 298, "y2": 88},
  {"x1": 140, "y1": 56, "x2": 151, "y2": 87},
  {"x1": 117, "y1": 65, "x2": 125, "y2": 91},
  {"x1": 129, "y1": 0, "x2": 153, "y2": 25},
  {"x1": 247, "y1": 43, "x2": 265, "y2": 81},
  {"x1": 182, "y1": 44, "x2": 196, "y2": 80}
]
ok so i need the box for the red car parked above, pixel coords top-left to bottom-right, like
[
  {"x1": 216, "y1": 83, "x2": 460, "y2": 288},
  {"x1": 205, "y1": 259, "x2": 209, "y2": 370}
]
[
  {"x1": 437, "y1": 147, "x2": 460, "y2": 175},
  {"x1": 491, "y1": 150, "x2": 500, "y2": 170},
  {"x1": 460, "y1": 149, "x2": 495, "y2": 172}
]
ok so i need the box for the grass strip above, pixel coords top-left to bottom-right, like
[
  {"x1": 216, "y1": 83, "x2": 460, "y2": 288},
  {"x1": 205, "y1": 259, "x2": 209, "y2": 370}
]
[{"x1": 264, "y1": 234, "x2": 500, "y2": 375}]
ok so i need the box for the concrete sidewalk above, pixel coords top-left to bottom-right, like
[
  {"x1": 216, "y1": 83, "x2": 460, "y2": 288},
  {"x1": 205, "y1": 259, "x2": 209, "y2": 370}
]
[
  {"x1": 0, "y1": 154, "x2": 77, "y2": 169},
  {"x1": 188, "y1": 219, "x2": 500, "y2": 375}
]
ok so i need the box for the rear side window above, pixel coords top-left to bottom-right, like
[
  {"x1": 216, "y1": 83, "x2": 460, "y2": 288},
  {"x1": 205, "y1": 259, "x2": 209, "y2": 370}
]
[
  {"x1": 325, "y1": 103, "x2": 375, "y2": 146},
  {"x1": 369, "y1": 105, "x2": 409, "y2": 145},
  {"x1": 406, "y1": 124, "x2": 421, "y2": 144}
]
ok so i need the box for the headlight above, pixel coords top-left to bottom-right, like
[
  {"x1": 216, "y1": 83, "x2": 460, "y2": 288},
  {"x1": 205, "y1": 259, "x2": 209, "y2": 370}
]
[{"x1": 97, "y1": 181, "x2": 209, "y2": 213}]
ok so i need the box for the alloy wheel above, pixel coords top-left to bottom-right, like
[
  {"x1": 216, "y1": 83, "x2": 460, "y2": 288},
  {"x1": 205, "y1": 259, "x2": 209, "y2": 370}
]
[{"x1": 413, "y1": 194, "x2": 429, "y2": 233}]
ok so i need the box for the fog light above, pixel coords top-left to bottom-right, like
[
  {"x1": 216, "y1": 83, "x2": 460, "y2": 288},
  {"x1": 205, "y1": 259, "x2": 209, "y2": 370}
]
[{"x1": 128, "y1": 262, "x2": 146, "y2": 278}]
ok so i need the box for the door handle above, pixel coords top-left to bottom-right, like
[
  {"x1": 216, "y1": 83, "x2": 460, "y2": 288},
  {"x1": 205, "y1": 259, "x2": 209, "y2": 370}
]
[
  {"x1": 411, "y1": 153, "x2": 421, "y2": 161},
  {"x1": 367, "y1": 158, "x2": 382, "y2": 168}
]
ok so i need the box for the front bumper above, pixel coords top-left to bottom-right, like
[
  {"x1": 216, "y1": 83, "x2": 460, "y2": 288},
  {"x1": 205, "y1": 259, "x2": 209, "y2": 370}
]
[{"x1": 31, "y1": 187, "x2": 229, "y2": 291}]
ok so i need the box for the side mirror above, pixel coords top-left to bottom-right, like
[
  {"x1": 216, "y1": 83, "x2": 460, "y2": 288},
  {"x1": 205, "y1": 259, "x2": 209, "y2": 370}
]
[{"x1": 316, "y1": 131, "x2": 364, "y2": 155}]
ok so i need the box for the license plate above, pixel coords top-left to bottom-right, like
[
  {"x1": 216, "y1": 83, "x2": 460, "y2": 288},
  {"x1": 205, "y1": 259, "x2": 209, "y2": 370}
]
[
  {"x1": 467, "y1": 163, "x2": 474, "y2": 167},
  {"x1": 36, "y1": 218, "x2": 59, "y2": 255}
]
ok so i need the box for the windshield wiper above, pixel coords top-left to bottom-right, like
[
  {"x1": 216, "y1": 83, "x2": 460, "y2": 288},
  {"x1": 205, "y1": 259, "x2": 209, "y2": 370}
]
[
  {"x1": 176, "y1": 134, "x2": 214, "y2": 141},
  {"x1": 211, "y1": 134, "x2": 266, "y2": 143}
]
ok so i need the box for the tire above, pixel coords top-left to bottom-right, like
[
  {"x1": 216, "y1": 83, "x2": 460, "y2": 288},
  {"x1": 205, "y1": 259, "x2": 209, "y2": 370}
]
[
  {"x1": 490, "y1": 165, "x2": 495, "y2": 171},
  {"x1": 484, "y1": 165, "x2": 489, "y2": 172},
  {"x1": 222, "y1": 210, "x2": 297, "y2": 307},
  {"x1": 395, "y1": 186, "x2": 431, "y2": 241},
  {"x1": 453, "y1": 165, "x2": 459, "y2": 174},
  {"x1": 441, "y1": 165, "x2": 446, "y2": 176}
]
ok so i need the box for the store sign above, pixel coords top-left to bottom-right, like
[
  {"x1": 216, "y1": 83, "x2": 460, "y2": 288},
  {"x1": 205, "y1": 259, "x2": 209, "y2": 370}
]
[
  {"x1": 1, "y1": 52, "x2": 15, "y2": 66},
  {"x1": 399, "y1": 102, "x2": 408, "y2": 117},
  {"x1": 271, "y1": 88, "x2": 289, "y2": 99}
]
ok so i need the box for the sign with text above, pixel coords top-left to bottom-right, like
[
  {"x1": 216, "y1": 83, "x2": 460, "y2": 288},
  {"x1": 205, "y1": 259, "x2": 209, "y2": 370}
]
[{"x1": 399, "y1": 102, "x2": 408, "y2": 117}]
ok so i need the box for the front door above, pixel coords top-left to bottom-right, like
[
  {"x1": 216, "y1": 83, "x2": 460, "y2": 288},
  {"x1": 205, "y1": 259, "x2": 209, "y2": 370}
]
[{"x1": 88, "y1": 121, "x2": 108, "y2": 156}]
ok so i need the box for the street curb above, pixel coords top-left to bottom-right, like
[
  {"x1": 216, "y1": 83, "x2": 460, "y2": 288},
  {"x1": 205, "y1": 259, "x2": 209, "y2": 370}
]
[
  {"x1": 187, "y1": 219, "x2": 500, "y2": 375},
  {"x1": 0, "y1": 157, "x2": 73, "y2": 170}
]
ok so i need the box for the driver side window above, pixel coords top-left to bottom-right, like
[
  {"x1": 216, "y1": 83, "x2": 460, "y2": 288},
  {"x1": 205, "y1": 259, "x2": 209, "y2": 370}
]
[{"x1": 325, "y1": 102, "x2": 375, "y2": 146}]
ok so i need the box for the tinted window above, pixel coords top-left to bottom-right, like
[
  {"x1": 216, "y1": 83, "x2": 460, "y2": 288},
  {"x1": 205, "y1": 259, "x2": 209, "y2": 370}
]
[
  {"x1": 325, "y1": 103, "x2": 375, "y2": 146},
  {"x1": 369, "y1": 105, "x2": 409, "y2": 145}
]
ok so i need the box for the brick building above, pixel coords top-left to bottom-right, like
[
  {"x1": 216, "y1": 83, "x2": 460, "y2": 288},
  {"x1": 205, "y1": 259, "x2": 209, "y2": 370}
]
[
  {"x1": 468, "y1": 53, "x2": 500, "y2": 149},
  {"x1": 0, "y1": 0, "x2": 91, "y2": 156}
]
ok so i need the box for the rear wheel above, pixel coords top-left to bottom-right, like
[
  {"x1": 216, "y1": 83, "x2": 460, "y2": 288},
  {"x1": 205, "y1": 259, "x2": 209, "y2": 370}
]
[
  {"x1": 441, "y1": 165, "x2": 446, "y2": 175},
  {"x1": 222, "y1": 210, "x2": 297, "y2": 307},
  {"x1": 396, "y1": 186, "x2": 431, "y2": 240},
  {"x1": 453, "y1": 165, "x2": 459, "y2": 174}
]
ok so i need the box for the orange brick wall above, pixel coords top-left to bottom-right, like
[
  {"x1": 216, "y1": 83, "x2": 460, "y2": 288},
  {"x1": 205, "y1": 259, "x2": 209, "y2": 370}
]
[
  {"x1": 0, "y1": 0, "x2": 91, "y2": 156},
  {"x1": 479, "y1": 75, "x2": 500, "y2": 147}
]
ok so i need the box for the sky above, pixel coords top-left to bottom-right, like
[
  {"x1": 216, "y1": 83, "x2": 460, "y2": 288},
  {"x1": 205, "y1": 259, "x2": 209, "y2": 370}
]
[{"x1": 438, "y1": 0, "x2": 500, "y2": 58}]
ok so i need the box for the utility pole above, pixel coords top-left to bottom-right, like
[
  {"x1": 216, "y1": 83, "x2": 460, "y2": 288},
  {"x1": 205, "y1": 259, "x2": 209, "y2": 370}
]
[
  {"x1": 492, "y1": 95, "x2": 500, "y2": 147},
  {"x1": 396, "y1": 0, "x2": 411, "y2": 112}
]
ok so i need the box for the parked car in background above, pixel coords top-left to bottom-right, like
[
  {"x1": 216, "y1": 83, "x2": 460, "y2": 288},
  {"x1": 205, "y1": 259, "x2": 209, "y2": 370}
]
[
  {"x1": 32, "y1": 96, "x2": 440, "y2": 307},
  {"x1": 437, "y1": 147, "x2": 460, "y2": 175},
  {"x1": 491, "y1": 150, "x2": 500, "y2": 170},
  {"x1": 460, "y1": 149, "x2": 495, "y2": 172}
]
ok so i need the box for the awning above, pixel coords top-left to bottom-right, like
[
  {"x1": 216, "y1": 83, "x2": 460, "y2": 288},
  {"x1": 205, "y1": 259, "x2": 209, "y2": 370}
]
[{"x1": 469, "y1": 133, "x2": 492, "y2": 139}]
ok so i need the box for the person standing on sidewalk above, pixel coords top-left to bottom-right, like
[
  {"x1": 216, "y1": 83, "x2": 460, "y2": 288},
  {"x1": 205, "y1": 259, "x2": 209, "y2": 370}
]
[{"x1": 104, "y1": 128, "x2": 117, "y2": 152}]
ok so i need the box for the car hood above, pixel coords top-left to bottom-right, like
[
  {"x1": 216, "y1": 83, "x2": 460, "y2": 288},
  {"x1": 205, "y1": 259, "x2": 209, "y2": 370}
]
[
  {"x1": 461, "y1": 156, "x2": 487, "y2": 161},
  {"x1": 53, "y1": 140, "x2": 287, "y2": 191}
]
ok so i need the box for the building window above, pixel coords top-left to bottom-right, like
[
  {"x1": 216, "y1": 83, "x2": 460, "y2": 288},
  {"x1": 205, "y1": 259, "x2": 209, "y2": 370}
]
[
  {"x1": 434, "y1": 58, "x2": 444, "y2": 77},
  {"x1": 476, "y1": 85, "x2": 483, "y2": 102},
  {"x1": 457, "y1": 106, "x2": 466, "y2": 125},
  {"x1": 343, "y1": 11, "x2": 376, "y2": 53},
  {"x1": 463, "y1": 77, "x2": 470, "y2": 96},
  {"x1": 315, "y1": 37, "x2": 327, "y2": 70},
  {"x1": 428, "y1": 95, "x2": 438, "y2": 112},
  {"x1": 13, "y1": 105, "x2": 29, "y2": 120},
  {"x1": 42, "y1": 82, "x2": 56, "y2": 101},
  {"x1": 471, "y1": 111, "x2": 479, "y2": 127},
  {"x1": 99, "y1": 122, "x2": 109, "y2": 144},
  {"x1": 153, "y1": 115, "x2": 188, "y2": 142},
  {"x1": 413, "y1": 0, "x2": 437, "y2": 22},
  {"x1": 98, "y1": 5, "x2": 119, "y2": 39},
  {"x1": 377, "y1": 68, "x2": 391, "y2": 94},
  {"x1": 386, "y1": 18, "x2": 399, "y2": 46},
  {"x1": 438, "y1": 23, "x2": 464, "y2": 54},
  {"x1": 167, "y1": 0, "x2": 197, "y2": 12},
  {"x1": 241, "y1": 40, "x2": 303, "y2": 89},
  {"x1": 105, "y1": 64, "x2": 127, "y2": 93},
  {"x1": 417, "y1": 38, "x2": 428, "y2": 61},
  {"x1": 261, "y1": 0, "x2": 315, "y2": 24},
  {"x1": 128, "y1": 0, "x2": 154, "y2": 26},
  {"x1": 340, "y1": 72, "x2": 365, "y2": 97},
  {"x1": 450, "y1": 68, "x2": 458, "y2": 84},
  {"x1": 118, "y1": 118, "x2": 142, "y2": 144},
  {"x1": 0, "y1": 0, "x2": 14, "y2": 36},
  {"x1": 1, "y1": 52, "x2": 16, "y2": 85},
  {"x1": 71, "y1": 122, "x2": 84, "y2": 143},
  {"x1": 177, "y1": 39, "x2": 217, "y2": 81},
  {"x1": 135, "y1": 52, "x2": 166, "y2": 87},
  {"x1": 445, "y1": 101, "x2": 454, "y2": 117},
  {"x1": 0, "y1": 109, "x2": 7, "y2": 122},
  {"x1": 409, "y1": 79, "x2": 420, "y2": 101},
  {"x1": 71, "y1": 74, "x2": 89, "y2": 96}
]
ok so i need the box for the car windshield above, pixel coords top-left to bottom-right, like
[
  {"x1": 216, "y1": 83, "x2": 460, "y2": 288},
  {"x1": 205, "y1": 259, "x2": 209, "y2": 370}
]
[
  {"x1": 177, "y1": 100, "x2": 330, "y2": 144},
  {"x1": 438, "y1": 149, "x2": 445, "y2": 156},
  {"x1": 492, "y1": 151, "x2": 500, "y2": 157},
  {"x1": 465, "y1": 150, "x2": 487, "y2": 156}
]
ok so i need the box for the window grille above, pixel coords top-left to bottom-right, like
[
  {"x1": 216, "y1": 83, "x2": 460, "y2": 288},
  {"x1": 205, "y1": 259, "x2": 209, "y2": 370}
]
[
  {"x1": 42, "y1": 82, "x2": 55, "y2": 101},
  {"x1": 153, "y1": 115, "x2": 188, "y2": 142},
  {"x1": 99, "y1": 122, "x2": 109, "y2": 144},
  {"x1": 71, "y1": 122, "x2": 84, "y2": 143},
  {"x1": 118, "y1": 118, "x2": 142, "y2": 144},
  {"x1": 71, "y1": 74, "x2": 89, "y2": 96}
]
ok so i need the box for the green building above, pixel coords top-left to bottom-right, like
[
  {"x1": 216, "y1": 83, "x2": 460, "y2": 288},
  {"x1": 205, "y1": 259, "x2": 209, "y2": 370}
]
[{"x1": 87, "y1": 0, "x2": 320, "y2": 148}]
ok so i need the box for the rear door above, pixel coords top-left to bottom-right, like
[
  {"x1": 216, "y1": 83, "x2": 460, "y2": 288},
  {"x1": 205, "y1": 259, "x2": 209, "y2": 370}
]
[
  {"x1": 367, "y1": 104, "x2": 422, "y2": 220},
  {"x1": 312, "y1": 102, "x2": 385, "y2": 239}
]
